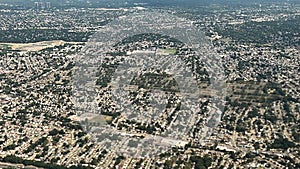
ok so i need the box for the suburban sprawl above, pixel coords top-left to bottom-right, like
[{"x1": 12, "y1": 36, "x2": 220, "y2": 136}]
[{"x1": 0, "y1": 1, "x2": 299, "y2": 169}]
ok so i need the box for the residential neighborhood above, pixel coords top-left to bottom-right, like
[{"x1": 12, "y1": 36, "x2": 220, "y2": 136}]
[{"x1": 0, "y1": 1, "x2": 299, "y2": 169}]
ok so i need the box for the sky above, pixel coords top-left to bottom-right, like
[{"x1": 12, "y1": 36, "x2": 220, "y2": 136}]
[{"x1": 0, "y1": 0, "x2": 298, "y2": 8}]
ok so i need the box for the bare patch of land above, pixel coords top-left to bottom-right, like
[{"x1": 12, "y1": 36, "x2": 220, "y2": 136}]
[{"x1": 0, "y1": 40, "x2": 83, "y2": 51}]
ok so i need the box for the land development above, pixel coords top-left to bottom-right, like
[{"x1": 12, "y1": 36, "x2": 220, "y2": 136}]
[{"x1": 0, "y1": 1, "x2": 299, "y2": 169}]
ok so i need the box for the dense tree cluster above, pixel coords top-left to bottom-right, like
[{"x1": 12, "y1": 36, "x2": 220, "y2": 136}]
[
  {"x1": 215, "y1": 16, "x2": 300, "y2": 45},
  {"x1": 190, "y1": 155, "x2": 212, "y2": 169},
  {"x1": 269, "y1": 135, "x2": 296, "y2": 150},
  {"x1": 0, "y1": 30, "x2": 91, "y2": 43},
  {"x1": 1, "y1": 155, "x2": 93, "y2": 169}
]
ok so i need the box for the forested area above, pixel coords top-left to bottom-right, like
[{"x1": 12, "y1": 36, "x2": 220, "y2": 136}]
[
  {"x1": 0, "y1": 29, "x2": 91, "y2": 43},
  {"x1": 215, "y1": 16, "x2": 300, "y2": 45}
]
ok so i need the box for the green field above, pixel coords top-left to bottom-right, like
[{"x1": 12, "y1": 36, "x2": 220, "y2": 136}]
[
  {"x1": 163, "y1": 48, "x2": 177, "y2": 54},
  {"x1": 0, "y1": 44, "x2": 12, "y2": 50},
  {"x1": 158, "y1": 48, "x2": 177, "y2": 55}
]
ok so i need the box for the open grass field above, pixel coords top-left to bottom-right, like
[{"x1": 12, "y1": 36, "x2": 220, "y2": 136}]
[
  {"x1": 0, "y1": 40, "x2": 82, "y2": 51},
  {"x1": 157, "y1": 48, "x2": 177, "y2": 55}
]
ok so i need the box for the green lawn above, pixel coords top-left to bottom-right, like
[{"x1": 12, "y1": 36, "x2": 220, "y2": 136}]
[{"x1": 162, "y1": 48, "x2": 177, "y2": 54}]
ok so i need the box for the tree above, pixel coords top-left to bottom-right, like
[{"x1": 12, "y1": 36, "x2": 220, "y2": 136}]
[{"x1": 190, "y1": 155, "x2": 212, "y2": 169}]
